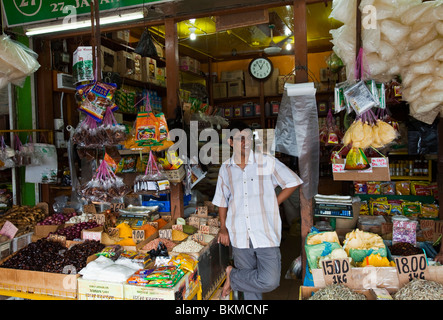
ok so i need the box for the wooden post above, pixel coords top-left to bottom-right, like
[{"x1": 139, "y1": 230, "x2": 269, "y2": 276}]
[{"x1": 164, "y1": 18, "x2": 179, "y2": 119}]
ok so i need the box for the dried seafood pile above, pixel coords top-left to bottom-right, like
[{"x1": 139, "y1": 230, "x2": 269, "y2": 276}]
[
  {"x1": 394, "y1": 279, "x2": 443, "y2": 300},
  {"x1": 308, "y1": 284, "x2": 367, "y2": 300}
]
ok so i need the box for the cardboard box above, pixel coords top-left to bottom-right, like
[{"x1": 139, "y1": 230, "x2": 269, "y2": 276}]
[
  {"x1": 154, "y1": 42, "x2": 164, "y2": 58},
  {"x1": 179, "y1": 56, "x2": 195, "y2": 72},
  {"x1": 221, "y1": 70, "x2": 244, "y2": 82},
  {"x1": 142, "y1": 57, "x2": 157, "y2": 83},
  {"x1": 244, "y1": 72, "x2": 260, "y2": 97},
  {"x1": 264, "y1": 68, "x2": 279, "y2": 96},
  {"x1": 227, "y1": 80, "x2": 244, "y2": 98},
  {"x1": 116, "y1": 51, "x2": 136, "y2": 79},
  {"x1": 77, "y1": 278, "x2": 124, "y2": 300},
  {"x1": 0, "y1": 261, "x2": 79, "y2": 299},
  {"x1": 100, "y1": 46, "x2": 116, "y2": 72},
  {"x1": 278, "y1": 74, "x2": 295, "y2": 94},
  {"x1": 332, "y1": 157, "x2": 390, "y2": 181},
  {"x1": 213, "y1": 82, "x2": 227, "y2": 99},
  {"x1": 132, "y1": 53, "x2": 143, "y2": 81},
  {"x1": 112, "y1": 30, "x2": 130, "y2": 43},
  {"x1": 299, "y1": 286, "x2": 375, "y2": 300},
  {"x1": 34, "y1": 224, "x2": 62, "y2": 238}
]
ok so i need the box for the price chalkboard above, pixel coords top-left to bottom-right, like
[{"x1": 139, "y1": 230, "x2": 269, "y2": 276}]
[
  {"x1": 321, "y1": 258, "x2": 352, "y2": 286},
  {"x1": 394, "y1": 254, "x2": 429, "y2": 287}
]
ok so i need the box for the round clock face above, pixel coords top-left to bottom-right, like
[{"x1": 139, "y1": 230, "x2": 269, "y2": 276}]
[{"x1": 248, "y1": 57, "x2": 273, "y2": 81}]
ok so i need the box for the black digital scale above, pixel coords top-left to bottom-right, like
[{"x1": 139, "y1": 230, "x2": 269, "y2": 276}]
[{"x1": 314, "y1": 202, "x2": 353, "y2": 219}]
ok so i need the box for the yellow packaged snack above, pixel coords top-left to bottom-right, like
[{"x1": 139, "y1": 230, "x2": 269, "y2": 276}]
[
  {"x1": 172, "y1": 253, "x2": 197, "y2": 273},
  {"x1": 357, "y1": 253, "x2": 395, "y2": 267}
]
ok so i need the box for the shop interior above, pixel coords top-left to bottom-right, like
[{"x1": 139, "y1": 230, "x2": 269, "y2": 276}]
[{"x1": 0, "y1": 0, "x2": 442, "y2": 301}]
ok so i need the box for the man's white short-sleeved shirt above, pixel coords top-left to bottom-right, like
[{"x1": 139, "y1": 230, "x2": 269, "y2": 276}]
[{"x1": 212, "y1": 152, "x2": 303, "y2": 249}]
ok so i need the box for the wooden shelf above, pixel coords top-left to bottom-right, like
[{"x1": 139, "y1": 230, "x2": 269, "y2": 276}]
[
  {"x1": 120, "y1": 77, "x2": 166, "y2": 93},
  {"x1": 390, "y1": 175, "x2": 433, "y2": 181}
]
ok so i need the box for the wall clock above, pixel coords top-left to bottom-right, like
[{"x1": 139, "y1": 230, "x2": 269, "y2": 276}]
[{"x1": 248, "y1": 57, "x2": 273, "y2": 81}]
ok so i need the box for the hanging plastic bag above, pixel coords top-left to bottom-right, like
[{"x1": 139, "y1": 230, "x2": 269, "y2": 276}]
[
  {"x1": 0, "y1": 136, "x2": 15, "y2": 170},
  {"x1": 99, "y1": 106, "x2": 127, "y2": 146},
  {"x1": 79, "y1": 156, "x2": 131, "y2": 203},
  {"x1": 12, "y1": 134, "x2": 31, "y2": 166},
  {"x1": 0, "y1": 34, "x2": 40, "y2": 89},
  {"x1": 135, "y1": 111, "x2": 159, "y2": 147},
  {"x1": 72, "y1": 115, "x2": 101, "y2": 148},
  {"x1": 133, "y1": 150, "x2": 170, "y2": 194},
  {"x1": 134, "y1": 29, "x2": 158, "y2": 58},
  {"x1": 25, "y1": 143, "x2": 57, "y2": 183}
]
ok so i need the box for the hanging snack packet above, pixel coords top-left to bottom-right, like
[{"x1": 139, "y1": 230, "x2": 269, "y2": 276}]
[
  {"x1": 402, "y1": 201, "x2": 421, "y2": 217},
  {"x1": 367, "y1": 181, "x2": 381, "y2": 194},
  {"x1": 78, "y1": 82, "x2": 117, "y2": 121},
  {"x1": 345, "y1": 147, "x2": 370, "y2": 170},
  {"x1": 411, "y1": 181, "x2": 431, "y2": 196},
  {"x1": 395, "y1": 181, "x2": 410, "y2": 195},
  {"x1": 380, "y1": 181, "x2": 395, "y2": 195},
  {"x1": 421, "y1": 204, "x2": 439, "y2": 218},
  {"x1": 135, "y1": 112, "x2": 159, "y2": 146},
  {"x1": 344, "y1": 80, "x2": 379, "y2": 115},
  {"x1": 155, "y1": 113, "x2": 169, "y2": 141}
]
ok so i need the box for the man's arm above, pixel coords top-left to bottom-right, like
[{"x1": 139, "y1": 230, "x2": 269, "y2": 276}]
[
  {"x1": 217, "y1": 206, "x2": 230, "y2": 246},
  {"x1": 276, "y1": 186, "x2": 298, "y2": 205}
]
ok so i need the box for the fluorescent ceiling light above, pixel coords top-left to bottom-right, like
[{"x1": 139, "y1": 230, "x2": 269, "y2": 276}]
[{"x1": 25, "y1": 11, "x2": 144, "y2": 36}]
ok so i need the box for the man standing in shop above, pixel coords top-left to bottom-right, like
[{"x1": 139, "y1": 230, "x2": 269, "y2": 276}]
[{"x1": 212, "y1": 121, "x2": 303, "y2": 300}]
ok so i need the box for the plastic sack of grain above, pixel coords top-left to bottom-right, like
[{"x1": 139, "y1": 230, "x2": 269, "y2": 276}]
[
  {"x1": 401, "y1": 2, "x2": 434, "y2": 25},
  {"x1": 405, "y1": 74, "x2": 434, "y2": 96},
  {"x1": 362, "y1": 28, "x2": 380, "y2": 53},
  {"x1": 330, "y1": 25, "x2": 356, "y2": 66},
  {"x1": 410, "y1": 22, "x2": 436, "y2": 43},
  {"x1": 377, "y1": 40, "x2": 397, "y2": 61},
  {"x1": 330, "y1": 0, "x2": 357, "y2": 24},
  {"x1": 434, "y1": 47, "x2": 443, "y2": 60},
  {"x1": 408, "y1": 59, "x2": 439, "y2": 74},
  {"x1": 365, "y1": 52, "x2": 389, "y2": 76},
  {"x1": 410, "y1": 38, "x2": 443, "y2": 62},
  {"x1": 380, "y1": 19, "x2": 411, "y2": 45},
  {"x1": 417, "y1": 1, "x2": 443, "y2": 23},
  {"x1": 422, "y1": 87, "x2": 443, "y2": 104}
]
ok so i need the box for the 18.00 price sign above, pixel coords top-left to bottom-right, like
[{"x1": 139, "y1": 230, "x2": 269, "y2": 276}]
[
  {"x1": 321, "y1": 258, "x2": 352, "y2": 285},
  {"x1": 394, "y1": 254, "x2": 429, "y2": 287}
]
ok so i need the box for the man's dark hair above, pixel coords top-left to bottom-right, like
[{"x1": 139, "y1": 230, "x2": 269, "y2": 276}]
[{"x1": 227, "y1": 120, "x2": 250, "y2": 132}]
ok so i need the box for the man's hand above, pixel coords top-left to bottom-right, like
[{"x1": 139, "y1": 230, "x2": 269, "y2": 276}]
[
  {"x1": 218, "y1": 227, "x2": 230, "y2": 246},
  {"x1": 435, "y1": 252, "x2": 443, "y2": 264}
]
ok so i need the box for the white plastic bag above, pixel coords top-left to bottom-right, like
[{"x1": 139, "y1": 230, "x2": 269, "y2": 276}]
[
  {"x1": 410, "y1": 38, "x2": 443, "y2": 62},
  {"x1": 380, "y1": 19, "x2": 411, "y2": 45},
  {"x1": 0, "y1": 35, "x2": 40, "y2": 89},
  {"x1": 401, "y1": 2, "x2": 434, "y2": 25}
]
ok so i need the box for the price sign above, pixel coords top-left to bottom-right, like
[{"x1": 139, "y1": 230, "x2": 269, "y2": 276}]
[
  {"x1": 208, "y1": 217, "x2": 220, "y2": 227},
  {"x1": 159, "y1": 229, "x2": 172, "y2": 240},
  {"x1": 321, "y1": 258, "x2": 352, "y2": 285},
  {"x1": 192, "y1": 233, "x2": 205, "y2": 243},
  {"x1": 107, "y1": 227, "x2": 119, "y2": 238},
  {"x1": 332, "y1": 163, "x2": 345, "y2": 173},
  {"x1": 93, "y1": 214, "x2": 106, "y2": 225},
  {"x1": 188, "y1": 216, "x2": 200, "y2": 228},
  {"x1": 82, "y1": 230, "x2": 102, "y2": 241},
  {"x1": 197, "y1": 206, "x2": 208, "y2": 218},
  {"x1": 199, "y1": 225, "x2": 210, "y2": 234},
  {"x1": 0, "y1": 221, "x2": 18, "y2": 239},
  {"x1": 371, "y1": 157, "x2": 388, "y2": 167},
  {"x1": 110, "y1": 203, "x2": 125, "y2": 213},
  {"x1": 172, "y1": 224, "x2": 183, "y2": 232},
  {"x1": 395, "y1": 254, "x2": 430, "y2": 287},
  {"x1": 132, "y1": 229, "x2": 145, "y2": 244},
  {"x1": 83, "y1": 204, "x2": 96, "y2": 215}
]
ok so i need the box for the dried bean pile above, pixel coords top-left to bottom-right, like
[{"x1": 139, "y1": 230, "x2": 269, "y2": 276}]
[
  {"x1": 171, "y1": 239, "x2": 204, "y2": 253},
  {"x1": 142, "y1": 238, "x2": 177, "y2": 252},
  {"x1": 1, "y1": 239, "x2": 104, "y2": 273}
]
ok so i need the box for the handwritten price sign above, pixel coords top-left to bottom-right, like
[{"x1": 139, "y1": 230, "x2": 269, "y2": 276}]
[
  {"x1": 371, "y1": 158, "x2": 388, "y2": 168},
  {"x1": 395, "y1": 254, "x2": 429, "y2": 287},
  {"x1": 321, "y1": 258, "x2": 353, "y2": 286},
  {"x1": 332, "y1": 163, "x2": 345, "y2": 173}
]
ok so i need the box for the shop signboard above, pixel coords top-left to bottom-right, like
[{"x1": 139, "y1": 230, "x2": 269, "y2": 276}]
[{"x1": 1, "y1": 0, "x2": 173, "y2": 27}]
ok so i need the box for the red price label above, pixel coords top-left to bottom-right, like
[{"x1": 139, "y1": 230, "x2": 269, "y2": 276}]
[{"x1": 332, "y1": 164, "x2": 345, "y2": 172}]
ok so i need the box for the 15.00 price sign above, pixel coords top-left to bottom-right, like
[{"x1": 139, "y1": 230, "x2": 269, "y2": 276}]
[
  {"x1": 394, "y1": 254, "x2": 430, "y2": 287},
  {"x1": 321, "y1": 258, "x2": 352, "y2": 286}
]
